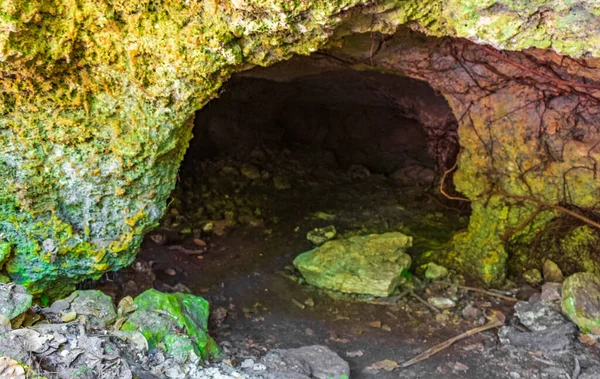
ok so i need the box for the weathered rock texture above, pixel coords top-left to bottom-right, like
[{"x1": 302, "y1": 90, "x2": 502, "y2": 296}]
[{"x1": 2, "y1": 1, "x2": 600, "y2": 293}]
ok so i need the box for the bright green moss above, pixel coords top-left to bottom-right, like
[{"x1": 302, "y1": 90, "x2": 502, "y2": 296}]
[{"x1": 121, "y1": 289, "x2": 220, "y2": 360}]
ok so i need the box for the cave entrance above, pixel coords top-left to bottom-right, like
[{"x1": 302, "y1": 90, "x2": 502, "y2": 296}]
[
  {"x1": 133, "y1": 63, "x2": 469, "y2": 297},
  {"x1": 109, "y1": 61, "x2": 469, "y2": 375}
]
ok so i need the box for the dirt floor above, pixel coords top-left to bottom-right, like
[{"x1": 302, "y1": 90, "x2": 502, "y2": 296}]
[{"x1": 89, "y1": 146, "x2": 600, "y2": 378}]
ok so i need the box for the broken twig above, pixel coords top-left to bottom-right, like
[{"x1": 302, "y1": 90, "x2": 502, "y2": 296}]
[
  {"x1": 400, "y1": 309, "x2": 506, "y2": 368},
  {"x1": 410, "y1": 291, "x2": 440, "y2": 314}
]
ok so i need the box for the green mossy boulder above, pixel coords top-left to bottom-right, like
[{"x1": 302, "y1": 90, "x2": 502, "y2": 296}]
[
  {"x1": 121, "y1": 289, "x2": 220, "y2": 361},
  {"x1": 561, "y1": 272, "x2": 600, "y2": 334},
  {"x1": 294, "y1": 232, "x2": 412, "y2": 297}
]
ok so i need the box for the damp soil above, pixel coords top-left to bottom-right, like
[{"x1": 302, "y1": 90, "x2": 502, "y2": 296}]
[{"x1": 88, "y1": 148, "x2": 600, "y2": 378}]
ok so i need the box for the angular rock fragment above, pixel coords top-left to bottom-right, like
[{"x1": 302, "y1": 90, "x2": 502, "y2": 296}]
[
  {"x1": 0, "y1": 284, "x2": 31, "y2": 320},
  {"x1": 306, "y1": 225, "x2": 337, "y2": 246},
  {"x1": 262, "y1": 345, "x2": 349, "y2": 379},
  {"x1": 294, "y1": 232, "x2": 412, "y2": 297},
  {"x1": 543, "y1": 260, "x2": 563, "y2": 283},
  {"x1": 561, "y1": 272, "x2": 600, "y2": 334},
  {"x1": 121, "y1": 289, "x2": 220, "y2": 361},
  {"x1": 514, "y1": 300, "x2": 567, "y2": 332},
  {"x1": 424, "y1": 262, "x2": 449, "y2": 280}
]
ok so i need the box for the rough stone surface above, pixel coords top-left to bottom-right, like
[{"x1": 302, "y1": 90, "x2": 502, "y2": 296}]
[
  {"x1": 2, "y1": 0, "x2": 600, "y2": 292},
  {"x1": 522, "y1": 269, "x2": 543, "y2": 287},
  {"x1": 561, "y1": 273, "x2": 600, "y2": 334},
  {"x1": 121, "y1": 289, "x2": 219, "y2": 360},
  {"x1": 540, "y1": 283, "x2": 562, "y2": 302},
  {"x1": 543, "y1": 260, "x2": 564, "y2": 283},
  {"x1": 424, "y1": 262, "x2": 449, "y2": 280},
  {"x1": 580, "y1": 366, "x2": 600, "y2": 379},
  {"x1": 514, "y1": 300, "x2": 568, "y2": 332},
  {"x1": 67, "y1": 290, "x2": 116, "y2": 328},
  {"x1": 262, "y1": 345, "x2": 349, "y2": 379},
  {"x1": 0, "y1": 284, "x2": 31, "y2": 320},
  {"x1": 293, "y1": 232, "x2": 412, "y2": 297},
  {"x1": 498, "y1": 323, "x2": 576, "y2": 353},
  {"x1": 306, "y1": 226, "x2": 337, "y2": 246}
]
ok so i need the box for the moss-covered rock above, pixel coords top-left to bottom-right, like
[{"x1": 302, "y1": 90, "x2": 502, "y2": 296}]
[
  {"x1": 1, "y1": 0, "x2": 600, "y2": 293},
  {"x1": 121, "y1": 289, "x2": 219, "y2": 361},
  {"x1": 294, "y1": 232, "x2": 412, "y2": 297},
  {"x1": 561, "y1": 272, "x2": 600, "y2": 334}
]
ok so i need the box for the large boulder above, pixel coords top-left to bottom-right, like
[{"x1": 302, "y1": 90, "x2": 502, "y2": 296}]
[
  {"x1": 561, "y1": 272, "x2": 600, "y2": 334},
  {"x1": 294, "y1": 232, "x2": 412, "y2": 297},
  {"x1": 121, "y1": 289, "x2": 220, "y2": 361}
]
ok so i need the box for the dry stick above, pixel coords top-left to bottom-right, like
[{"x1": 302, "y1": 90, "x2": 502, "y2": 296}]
[
  {"x1": 400, "y1": 309, "x2": 506, "y2": 368},
  {"x1": 438, "y1": 281, "x2": 518, "y2": 302},
  {"x1": 167, "y1": 245, "x2": 205, "y2": 255},
  {"x1": 457, "y1": 284, "x2": 518, "y2": 303},
  {"x1": 410, "y1": 291, "x2": 441, "y2": 314}
]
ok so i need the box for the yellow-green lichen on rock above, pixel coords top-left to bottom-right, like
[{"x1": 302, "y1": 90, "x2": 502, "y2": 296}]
[{"x1": 2, "y1": 0, "x2": 600, "y2": 295}]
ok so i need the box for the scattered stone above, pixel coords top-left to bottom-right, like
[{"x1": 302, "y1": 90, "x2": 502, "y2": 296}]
[
  {"x1": 561, "y1": 272, "x2": 600, "y2": 334},
  {"x1": 381, "y1": 324, "x2": 392, "y2": 332},
  {"x1": 424, "y1": 263, "x2": 449, "y2": 280},
  {"x1": 292, "y1": 299, "x2": 306, "y2": 309},
  {"x1": 346, "y1": 350, "x2": 363, "y2": 357},
  {"x1": 580, "y1": 365, "x2": 600, "y2": 379},
  {"x1": 240, "y1": 164, "x2": 261, "y2": 180},
  {"x1": 313, "y1": 212, "x2": 336, "y2": 221},
  {"x1": 522, "y1": 269, "x2": 543, "y2": 286},
  {"x1": 514, "y1": 300, "x2": 568, "y2": 332},
  {"x1": 498, "y1": 322, "x2": 576, "y2": 352},
  {"x1": 370, "y1": 359, "x2": 398, "y2": 372},
  {"x1": 60, "y1": 311, "x2": 77, "y2": 323},
  {"x1": 540, "y1": 282, "x2": 562, "y2": 302},
  {"x1": 461, "y1": 304, "x2": 482, "y2": 320},
  {"x1": 368, "y1": 321, "x2": 382, "y2": 328},
  {"x1": 0, "y1": 284, "x2": 32, "y2": 320},
  {"x1": 66, "y1": 290, "x2": 117, "y2": 329},
  {"x1": 165, "y1": 268, "x2": 177, "y2": 276},
  {"x1": 306, "y1": 225, "x2": 337, "y2": 246},
  {"x1": 150, "y1": 233, "x2": 167, "y2": 245},
  {"x1": 262, "y1": 345, "x2": 350, "y2": 379},
  {"x1": 273, "y1": 176, "x2": 291, "y2": 190},
  {"x1": 543, "y1": 259, "x2": 563, "y2": 283},
  {"x1": 428, "y1": 297, "x2": 456, "y2": 309},
  {"x1": 304, "y1": 298, "x2": 315, "y2": 307},
  {"x1": 121, "y1": 289, "x2": 220, "y2": 361},
  {"x1": 293, "y1": 232, "x2": 412, "y2": 297}
]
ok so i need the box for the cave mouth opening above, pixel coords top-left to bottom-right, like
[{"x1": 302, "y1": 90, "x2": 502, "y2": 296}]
[{"x1": 157, "y1": 63, "x2": 469, "y2": 278}]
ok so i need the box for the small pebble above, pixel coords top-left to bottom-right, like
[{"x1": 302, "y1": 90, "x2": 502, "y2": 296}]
[
  {"x1": 304, "y1": 298, "x2": 315, "y2": 307},
  {"x1": 61, "y1": 311, "x2": 77, "y2": 323},
  {"x1": 165, "y1": 268, "x2": 177, "y2": 276}
]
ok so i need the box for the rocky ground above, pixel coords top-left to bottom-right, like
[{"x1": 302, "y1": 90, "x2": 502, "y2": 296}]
[{"x1": 0, "y1": 147, "x2": 599, "y2": 378}]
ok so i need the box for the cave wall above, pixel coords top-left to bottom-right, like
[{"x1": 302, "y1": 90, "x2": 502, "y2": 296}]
[
  {"x1": 324, "y1": 30, "x2": 600, "y2": 285},
  {"x1": 1, "y1": 0, "x2": 600, "y2": 294}
]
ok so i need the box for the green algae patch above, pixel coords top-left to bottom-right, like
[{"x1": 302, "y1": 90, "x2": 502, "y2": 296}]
[
  {"x1": 561, "y1": 272, "x2": 600, "y2": 334},
  {"x1": 121, "y1": 289, "x2": 220, "y2": 361},
  {"x1": 294, "y1": 232, "x2": 412, "y2": 297}
]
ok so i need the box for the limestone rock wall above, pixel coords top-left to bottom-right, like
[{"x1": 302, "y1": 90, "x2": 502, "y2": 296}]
[{"x1": 1, "y1": 0, "x2": 600, "y2": 294}]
